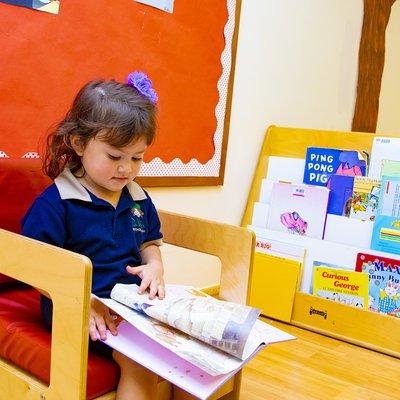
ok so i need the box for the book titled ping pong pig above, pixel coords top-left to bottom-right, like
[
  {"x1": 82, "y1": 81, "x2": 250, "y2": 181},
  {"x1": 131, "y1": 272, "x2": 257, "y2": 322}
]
[{"x1": 303, "y1": 147, "x2": 366, "y2": 187}]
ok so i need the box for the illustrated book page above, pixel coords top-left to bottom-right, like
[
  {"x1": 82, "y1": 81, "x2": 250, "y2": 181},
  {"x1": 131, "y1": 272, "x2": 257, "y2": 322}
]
[
  {"x1": 97, "y1": 284, "x2": 295, "y2": 399},
  {"x1": 349, "y1": 176, "x2": 380, "y2": 221}
]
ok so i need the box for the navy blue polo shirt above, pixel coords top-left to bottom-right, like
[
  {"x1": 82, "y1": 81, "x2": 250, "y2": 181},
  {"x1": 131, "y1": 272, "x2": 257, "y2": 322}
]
[{"x1": 22, "y1": 168, "x2": 163, "y2": 297}]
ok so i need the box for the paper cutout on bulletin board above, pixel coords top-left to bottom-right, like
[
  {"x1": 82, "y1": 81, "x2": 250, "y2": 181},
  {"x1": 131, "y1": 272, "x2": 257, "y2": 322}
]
[
  {"x1": 0, "y1": 0, "x2": 239, "y2": 185},
  {"x1": 0, "y1": 0, "x2": 59, "y2": 14},
  {"x1": 135, "y1": 0, "x2": 174, "y2": 13}
]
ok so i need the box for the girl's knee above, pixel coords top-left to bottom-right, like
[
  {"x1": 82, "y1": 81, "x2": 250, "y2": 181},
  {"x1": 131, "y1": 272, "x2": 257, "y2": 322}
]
[
  {"x1": 113, "y1": 350, "x2": 140, "y2": 369},
  {"x1": 112, "y1": 350, "x2": 157, "y2": 380}
]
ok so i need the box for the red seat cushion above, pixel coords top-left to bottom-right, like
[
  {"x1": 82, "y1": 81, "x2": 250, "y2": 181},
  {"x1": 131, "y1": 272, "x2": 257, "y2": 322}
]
[{"x1": 0, "y1": 286, "x2": 119, "y2": 399}]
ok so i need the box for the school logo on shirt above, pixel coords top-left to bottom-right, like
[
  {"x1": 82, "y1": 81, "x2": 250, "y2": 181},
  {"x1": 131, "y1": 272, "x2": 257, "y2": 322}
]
[{"x1": 130, "y1": 203, "x2": 145, "y2": 233}]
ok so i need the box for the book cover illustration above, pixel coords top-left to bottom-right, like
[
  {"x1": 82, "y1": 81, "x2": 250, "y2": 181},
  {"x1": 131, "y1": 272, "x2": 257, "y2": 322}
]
[
  {"x1": 356, "y1": 252, "x2": 400, "y2": 274},
  {"x1": 368, "y1": 137, "x2": 400, "y2": 179},
  {"x1": 97, "y1": 284, "x2": 295, "y2": 399},
  {"x1": 326, "y1": 174, "x2": 354, "y2": 216},
  {"x1": 349, "y1": 177, "x2": 380, "y2": 221},
  {"x1": 371, "y1": 176, "x2": 400, "y2": 255},
  {"x1": 356, "y1": 255, "x2": 400, "y2": 317},
  {"x1": 303, "y1": 147, "x2": 366, "y2": 187},
  {"x1": 312, "y1": 264, "x2": 368, "y2": 309},
  {"x1": 266, "y1": 182, "x2": 330, "y2": 239}
]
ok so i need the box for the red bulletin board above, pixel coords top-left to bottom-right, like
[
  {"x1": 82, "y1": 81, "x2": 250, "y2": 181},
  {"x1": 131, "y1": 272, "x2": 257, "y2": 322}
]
[{"x1": 0, "y1": 0, "x2": 241, "y2": 186}]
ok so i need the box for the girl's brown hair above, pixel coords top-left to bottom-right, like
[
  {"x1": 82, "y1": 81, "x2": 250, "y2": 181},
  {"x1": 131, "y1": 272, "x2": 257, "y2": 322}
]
[{"x1": 43, "y1": 79, "x2": 157, "y2": 179}]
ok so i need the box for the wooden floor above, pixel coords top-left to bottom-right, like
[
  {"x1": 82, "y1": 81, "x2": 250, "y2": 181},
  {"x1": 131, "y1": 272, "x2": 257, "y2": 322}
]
[{"x1": 240, "y1": 318, "x2": 399, "y2": 400}]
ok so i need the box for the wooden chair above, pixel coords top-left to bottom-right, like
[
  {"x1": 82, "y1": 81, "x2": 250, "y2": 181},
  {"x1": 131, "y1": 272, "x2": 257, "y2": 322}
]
[{"x1": 0, "y1": 159, "x2": 255, "y2": 399}]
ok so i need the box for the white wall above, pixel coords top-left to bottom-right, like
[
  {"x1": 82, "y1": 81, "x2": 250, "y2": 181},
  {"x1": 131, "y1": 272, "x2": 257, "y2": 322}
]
[
  {"x1": 147, "y1": 0, "x2": 364, "y2": 225},
  {"x1": 377, "y1": 1, "x2": 400, "y2": 134}
]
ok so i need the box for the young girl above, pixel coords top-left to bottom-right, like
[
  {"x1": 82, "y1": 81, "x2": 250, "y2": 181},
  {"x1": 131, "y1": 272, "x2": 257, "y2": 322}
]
[{"x1": 22, "y1": 71, "x2": 164, "y2": 399}]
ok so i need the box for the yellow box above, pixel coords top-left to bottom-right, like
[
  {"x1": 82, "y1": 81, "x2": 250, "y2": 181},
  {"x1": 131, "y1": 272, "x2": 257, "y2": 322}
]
[{"x1": 248, "y1": 252, "x2": 301, "y2": 322}]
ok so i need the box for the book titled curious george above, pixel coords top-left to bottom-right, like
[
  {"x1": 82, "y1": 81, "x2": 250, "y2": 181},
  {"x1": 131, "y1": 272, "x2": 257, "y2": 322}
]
[{"x1": 313, "y1": 264, "x2": 369, "y2": 310}]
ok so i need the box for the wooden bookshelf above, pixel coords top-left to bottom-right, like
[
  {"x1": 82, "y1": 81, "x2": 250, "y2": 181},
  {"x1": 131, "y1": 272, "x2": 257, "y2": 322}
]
[{"x1": 242, "y1": 125, "x2": 400, "y2": 358}]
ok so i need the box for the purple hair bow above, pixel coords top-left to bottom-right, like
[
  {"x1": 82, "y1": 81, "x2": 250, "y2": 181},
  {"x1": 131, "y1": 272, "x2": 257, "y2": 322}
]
[{"x1": 126, "y1": 71, "x2": 158, "y2": 104}]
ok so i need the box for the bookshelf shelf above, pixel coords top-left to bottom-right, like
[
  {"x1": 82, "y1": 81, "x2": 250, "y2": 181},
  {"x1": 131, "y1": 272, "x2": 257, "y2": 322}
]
[{"x1": 242, "y1": 125, "x2": 400, "y2": 358}]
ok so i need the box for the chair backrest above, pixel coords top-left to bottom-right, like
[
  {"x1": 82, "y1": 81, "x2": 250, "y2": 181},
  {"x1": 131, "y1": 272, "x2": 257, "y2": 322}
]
[
  {"x1": 0, "y1": 158, "x2": 50, "y2": 233},
  {"x1": 0, "y1": 158, "x2": 51, "y2": 283}
]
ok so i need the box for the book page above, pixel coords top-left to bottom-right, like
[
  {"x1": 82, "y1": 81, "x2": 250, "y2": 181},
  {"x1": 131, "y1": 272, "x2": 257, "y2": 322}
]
[
  {"x1": 99, "y1": 296, "x2": 243, "y2": 376},
  {"x1": 101, "y1": 320, "x2": 240, "y2": 400},
  {"x1": 110, "y1": 284, "x2": 261, "y2": 359},
  {"x1": 242, "y1": 319, "x2": 296, "y2": 359}
]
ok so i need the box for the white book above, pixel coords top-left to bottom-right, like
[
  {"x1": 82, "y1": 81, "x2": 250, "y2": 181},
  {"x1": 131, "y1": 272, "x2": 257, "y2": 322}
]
[
  {"x1": 266, "y1": 156, "x2": 305, "y2": 183},
  {"x1": 266, "y1": 182, "x2": 330, "y2": 240},
  {"x1": 369, "y1": 137, "x2": 400, "y2": 179}
]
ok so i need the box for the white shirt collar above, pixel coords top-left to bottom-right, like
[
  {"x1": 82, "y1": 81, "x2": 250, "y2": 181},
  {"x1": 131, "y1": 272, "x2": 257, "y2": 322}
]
[{"x1": 54, "y1": 168, "x2": 147, "y2": 202}]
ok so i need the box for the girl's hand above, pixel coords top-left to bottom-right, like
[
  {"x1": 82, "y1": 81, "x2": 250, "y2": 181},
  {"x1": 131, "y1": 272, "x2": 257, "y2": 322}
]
[
  {"x1": 126, "y1": 261, "x2": 165, "y2": 300},
  {"x1": 89, "y1": 295, "x2": 119, "y2": 341}
]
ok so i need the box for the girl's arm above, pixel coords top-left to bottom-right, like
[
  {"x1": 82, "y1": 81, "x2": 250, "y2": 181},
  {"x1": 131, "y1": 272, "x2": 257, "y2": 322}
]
[{"x1": 126, "y1": 244, "x2": 165, "y2": 300}]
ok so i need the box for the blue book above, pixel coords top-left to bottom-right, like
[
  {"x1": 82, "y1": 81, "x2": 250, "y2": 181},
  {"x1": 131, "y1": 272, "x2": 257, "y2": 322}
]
[
  {"x1": 326, "y1": 175, "x2": 354, "y2": 216},
  {"x1": 371, "y1": 175, "x2": 400, "y2": 255},
  {"x1": 363, "y1": 267, "x2": 400, "y2": 317},
  {"x1": 303, "y1": 147, "x2": 366, "y2": 187}
]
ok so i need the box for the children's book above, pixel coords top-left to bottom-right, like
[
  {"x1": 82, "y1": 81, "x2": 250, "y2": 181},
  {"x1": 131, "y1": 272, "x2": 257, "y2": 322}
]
[
  {"x1": 266, "y1": 182, "x2": 330, "y2": 239},
  {"x1": 254, "y1": 233, "x2": 305, "y2": 262},
  {"x1": 355, "y1": 252, "x2": 400, "y2": 275},
  {"x1": 98, "y1": 284, "x2": 295, "y2": 399},
  {"x1": 356, "y1": 254, "x2": 400, "y2": 317},
  {"x1": 349, "y1": 176, "x2": 380, "y2": 221},
  {"x1": 312, "y1": 263, "x2": 369, "y2": 309},
  {"x1": 303, "y1": 147, "x2": 366, "y2": 187},
  {"x1": 368, "y1": 137, "x2": 400, "y2": 179},
  {"x1": 370, "y1": 175, "x2": 400, "y2": 255},
  {"x1": 326, "y1": 174, "x2": 354, "y2": 216}
]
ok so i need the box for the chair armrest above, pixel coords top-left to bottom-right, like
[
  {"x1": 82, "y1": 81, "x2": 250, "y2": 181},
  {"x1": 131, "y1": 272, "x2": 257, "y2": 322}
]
[
  {"x1": 0, "y1": 228, "x2": 92, "y2": 399},
  {"x1": 158, "y1": 210, "x2": 255, "y2": 304}
]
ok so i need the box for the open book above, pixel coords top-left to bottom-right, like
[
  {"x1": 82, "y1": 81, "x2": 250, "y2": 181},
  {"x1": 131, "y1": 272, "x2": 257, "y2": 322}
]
[{"x1": 98, "y1": 284, "x2": 295, "y2": 399}]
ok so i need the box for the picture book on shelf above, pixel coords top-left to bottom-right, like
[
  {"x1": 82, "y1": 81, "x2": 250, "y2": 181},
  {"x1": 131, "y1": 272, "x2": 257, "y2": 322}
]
[
  {"x1": 266, "y1": 182, "x2": 330, "y2": 239},
  {"x1": 98, "y1": 284, "x2": 295, "y2": 399},
  {"x1": 356, "y1": 254, "x2": 400, "y2": 317},
  {"x1": 368, "y1": 137, "x2": 400, "y2": 179},
  {"x1": 371, "y1": 175, "x2": 400, "y2": 255},
  {"x1": 312, "y1": 262, "x2": 368, "y2": 309},
  {"x1": 349, "y1": 176, "x2": 380, "y2": 221},
  {"x1": 326, "y1": 174, "x2": 354, "y2": 216},
  {"x1": 303, "y1": 147, "x2": 366, "y2": 186},
  {"x1": 355, "y1": 252, "x2": 400, "y2": 275},
  {"x1": 254, "y1": 230, "x2": 306, "y2": 262}
]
